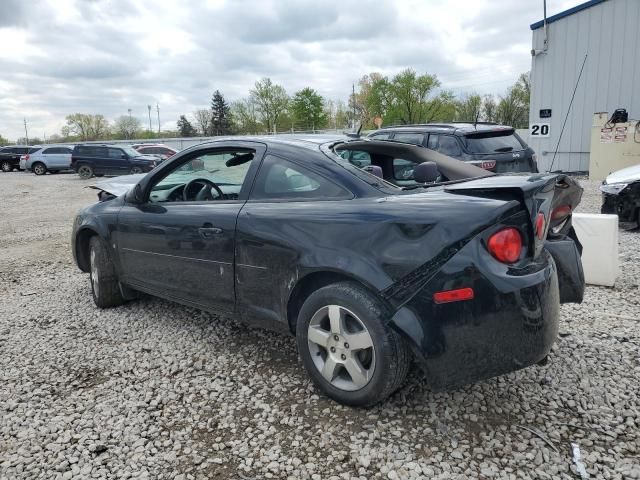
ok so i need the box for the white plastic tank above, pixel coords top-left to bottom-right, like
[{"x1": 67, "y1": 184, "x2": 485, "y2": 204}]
[{"x1": 572, "y1": 213, "x2": 619, "y2": 286}]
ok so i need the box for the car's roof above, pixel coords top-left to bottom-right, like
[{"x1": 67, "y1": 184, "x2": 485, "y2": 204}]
[
  {"x1": 134, "y1": 143, "x2": 174, "y2": 148},
  {"x1": 196, "y1": 134, "x2": 347, "y2": 151},
  {"x1": 374, "y1": 123, "x2": 515, "y2": 135}
]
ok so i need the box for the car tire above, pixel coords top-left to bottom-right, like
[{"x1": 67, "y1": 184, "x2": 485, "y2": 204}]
[
  {"x1": 78, "y1": 165, "x2": 94, "y2": 179},
  {"x1": 32, "y1": 162, "x2": 47, "y2": 175},
  {"x1": 89, "y1": 236, "x2": 124, "y2": 308},
  {"x1": 296, "y1": 281, "x2": 411, "y2": 407},
  {"x1": 130, "y1": 166, "x2": 143, "y2": 174},
  {"x1": 1, "y1": 160, "x2": 12, "y2": 172}
]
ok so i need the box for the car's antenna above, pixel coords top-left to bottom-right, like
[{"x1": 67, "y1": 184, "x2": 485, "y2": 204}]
[{"x1": 548, "y1": 54, "x2": 587, "y2": 172}]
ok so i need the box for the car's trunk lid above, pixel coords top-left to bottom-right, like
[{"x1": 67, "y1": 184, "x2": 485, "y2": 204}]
[{"x1": 444, "y1": 174, "x2": 583, "y2": 258}]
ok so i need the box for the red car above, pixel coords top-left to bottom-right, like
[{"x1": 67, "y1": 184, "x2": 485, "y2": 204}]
[{"x1": 131, "y1": 144, "x2": 177, "y2": 161}]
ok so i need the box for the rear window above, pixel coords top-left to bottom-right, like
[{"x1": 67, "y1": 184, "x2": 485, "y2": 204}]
[
  {"x1": 28, "y1": 147, "x2": 41, "y2": 154},
  {"x1": 462, "y1": 131, "x2": 524, "y2": 154}
]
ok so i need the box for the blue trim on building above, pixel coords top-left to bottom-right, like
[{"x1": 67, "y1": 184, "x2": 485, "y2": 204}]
[{"x1": 530, "y1": 0, "x2": 608, "y2": 30}]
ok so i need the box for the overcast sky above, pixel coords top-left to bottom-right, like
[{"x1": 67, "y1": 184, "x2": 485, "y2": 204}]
[{"x1": 0, "y1": 0, "x2": 581, "y2": 141}]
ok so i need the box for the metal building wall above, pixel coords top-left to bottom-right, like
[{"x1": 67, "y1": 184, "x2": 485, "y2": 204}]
[{"x1": 529, "y1": 0, "x2": 640, "y2": 173}]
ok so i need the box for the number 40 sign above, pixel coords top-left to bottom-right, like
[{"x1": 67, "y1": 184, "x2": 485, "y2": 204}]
[{"x1": 530, "y1": 123, "x2": 550, "y2": 137}]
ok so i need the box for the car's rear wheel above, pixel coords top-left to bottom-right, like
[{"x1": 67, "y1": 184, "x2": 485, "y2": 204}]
[
  {"x1": 296, "y1": 281, "x2": 411, "y2": 407},
  {"x1": 130, "y1": 166, "x2": 143, "y2": 174},
  {"x1": 78, "y1": 165, "x2": 94, "y2": 179},
  {"x1": 89, "y1": 236, "x2": 124, "y2": 308},
  {"x1": 1, "y1": 160, "x2": 12, "y2": 172},
  {"x1": 32, "y1": 162, "x2": 47, "y2": 175}
]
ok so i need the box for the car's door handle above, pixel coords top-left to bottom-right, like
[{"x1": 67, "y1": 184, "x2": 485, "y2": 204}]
[{"x1": 198, "y1": 227, "x2": 223, "y2": 238}]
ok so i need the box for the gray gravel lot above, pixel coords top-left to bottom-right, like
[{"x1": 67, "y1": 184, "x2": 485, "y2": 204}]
[{"x1": 1, "y1": 172, "x2": 639, "y2": 479}]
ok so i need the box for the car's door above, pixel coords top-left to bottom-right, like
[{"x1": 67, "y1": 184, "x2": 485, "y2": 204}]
[
  {"x1": 106, "y1": 147, "x2": 130, "y2": 175},
  {"x1": 115, "y1": 142, "x2": 265, "y2": 312},
  {"x1": 235, "y1": 154, "x2": 354, "y2": 326}
]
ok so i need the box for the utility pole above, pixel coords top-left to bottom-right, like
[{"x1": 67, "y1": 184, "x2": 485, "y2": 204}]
[
  {"x1": 156, "y1": 103, "x2": 160, "y2": 135},
  {"x1": 352, "y1": 84, "x2": 356, "y2": 129},
  {"x1": 147, "y1": 105, "x2": 152, "y2": 132},
  {"x1": 23, "y1": 118, "x2": 29, "y2": 145}
]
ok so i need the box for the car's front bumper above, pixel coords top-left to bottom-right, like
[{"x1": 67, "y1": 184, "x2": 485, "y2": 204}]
[
  {"x1": 601, "y1": 183, "x2": 640, "y2": 223},
  {"x1": 391, "y1": 247, "x2": 560, "y2": 391}
]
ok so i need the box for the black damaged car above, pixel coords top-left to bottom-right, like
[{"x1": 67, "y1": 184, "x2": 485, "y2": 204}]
[{"x1": 71, "y1": 136, "x2": 584, "y2": 406}]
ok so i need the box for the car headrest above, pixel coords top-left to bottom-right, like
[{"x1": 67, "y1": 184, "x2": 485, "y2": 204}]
[
  {"x1": 414, "y1": 161, "x2": 439, "y2": 183},
  {"x1": 363, "y1": 165, "x2": 383, "y2": 178}
]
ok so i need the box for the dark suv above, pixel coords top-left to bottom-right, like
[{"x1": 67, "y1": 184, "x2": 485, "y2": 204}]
[
  {"x1": 0, "y1": 146, "x2": 39, "y2": 172},
  {"x1": 71, "y1": 144, "x2": 159, "y2": 179},
  {"x1": 366, "y1": 123, "x2": 538, "y2": 173}
]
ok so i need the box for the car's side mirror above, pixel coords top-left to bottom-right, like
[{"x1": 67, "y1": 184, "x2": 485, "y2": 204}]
[
  {"x1": 126, "y1": 183, "x2": 144, "y2": 204},
  {"x1": 413, "y1": 162, "x2": 440, "y2": 183}
]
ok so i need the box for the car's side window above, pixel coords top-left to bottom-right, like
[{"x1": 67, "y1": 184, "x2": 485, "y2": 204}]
[
  {"x1": 149, "y1": 150, "x2": 255, "y2": 203},
  {"x1": 349, "y1": 151, "x2": 371, "y2": 168},
  {"x1": 251, "y1": 155, "x2": 352, "y2": 201},
  {"x1": 393, "y1": 158, "x2": 415, "y2": 180},
  {"x1": 427, "y1": 134, "x2": 439, "y2": 150},
  {"x1": 437, "y1": 135, "x2": 462, "y2": 157},
  {"x1": 393, "y1": 133, "x2": 424, "y2": 145},
  {"x1": 42, "y1": 148, "x2": 57, "y2": 154},
  {"x1": 108, "y1": 148, "x2": 124, "y2": 159},
  {"x1": 370, "y1": 133, "x2": 391, "y2": 140},
  {"x1": 93, "y1": 147, "x2": 108, "y2": 158}
]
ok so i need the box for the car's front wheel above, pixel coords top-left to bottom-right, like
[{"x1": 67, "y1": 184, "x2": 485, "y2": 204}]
[
  {"x1": 130, "y1": 166, "x2": 143, "y2": 174},
  {"x1": 89, "y1": 236, "x2": 124, "y2": 308},
  {"x1": 78, "y1": 165, "x2": 94, "y2": 179},
  {"x1": 32, "y1": 162, "x2": 47, "y2": 175},
  {"x1": 1, "y1": 160, "x2": 12, "y2": 172},
  {"x1": 296, "y1": 281, "x2": 411, "y2": 407}
]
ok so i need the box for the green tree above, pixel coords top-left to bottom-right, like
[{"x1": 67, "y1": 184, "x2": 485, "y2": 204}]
[
  {"x1": 0, "y1": 134, "x2": 9, "y2": 146},
  {"x1": 495, "y1": 72, "x2": 530, "y2": 128},
  {"x1": 387, "y1": 69, "x2": 449, "y2": 124},
  {"x1": 455, "y1": 94, "x2": 482, "y2": 122},
  {"x1": 231, "y1": 98, "x2": 261, "y2": 134},
  {"x1": 210, "y1": 90, "x2": 233, "y2": 135},
  {"x1": 64, "y1": 113, "x2": 110, "y2": 140},
  {"x1": 250, "y1": 78, "x2": 289, "y2": 133},
  {"x1": 482, "y1": 95, "x2": 497, "y2": 123},
  {"x1": 113, "y1": 115, "x2": 141, "y2": 139},
  {"x1": 291, "y1": 87, "x2": 327, "y2": 131},
  {"x1": 176, "y1": 115, "x2": 197, "y2": 137}
]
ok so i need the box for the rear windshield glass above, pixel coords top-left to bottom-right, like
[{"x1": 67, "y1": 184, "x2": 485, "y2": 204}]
[{"x1": 461, "y1": 131, "x2": 524, "y2": 154}]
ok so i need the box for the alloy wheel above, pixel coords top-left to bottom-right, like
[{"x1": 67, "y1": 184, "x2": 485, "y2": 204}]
[
  {"x1": 78, "y1": 166, "x2": 92, "y2": 179},
  {"x1": 130, "y1": 166, "x2": 143, "y2": 174},
  {"x1": 307, "y1": 305, "x2": 376, "y2": 391},
  {"x1": 1, "y1": 161, "x2": 11, "y2": 172},
  {"x1": 33, "y1": 163, "x2": 46, "y2": 175},
  {"x1": 90, "y1": 247, "x2": 99, "y2": 298}
]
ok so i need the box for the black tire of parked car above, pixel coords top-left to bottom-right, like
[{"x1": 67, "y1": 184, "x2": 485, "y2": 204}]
[
  {"x1": 296, "y1": 281, "x2": 411, "y2": 407},
  {"x1": 89, "y1": 236, "x2": 125, "y2": 308},
  {"x1": 1, "y1": 160, "x2": 12, "y2": 172},
  {"x1": 32, "y1": 162, "x2": 47, "y2": 176},
  {"x1": 130, "y1": 166, "x2": 143, "y2": 174},
  {"x1": 78, "y1": 165, "x2": 94, "y2": 179}
]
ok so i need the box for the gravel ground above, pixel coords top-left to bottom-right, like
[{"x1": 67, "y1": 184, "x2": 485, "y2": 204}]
[{"x1": 0, "y1": 172, "x2": 638, "y2": 480}]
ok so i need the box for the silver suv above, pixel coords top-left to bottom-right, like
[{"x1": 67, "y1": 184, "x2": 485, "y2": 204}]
[{"x1": 21, "y1": 145, "x2": 75, "y2": 175}]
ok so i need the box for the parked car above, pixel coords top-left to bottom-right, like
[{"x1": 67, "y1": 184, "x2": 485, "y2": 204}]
[
  {"x1": 0, "y1": 146, "x2": 39, "y2": 172},
  {"x1": 71, "y1": 144, "x2": 160, "y2": 179},
  {"x1": 600, "y1": 163, "x2": 640, "y2": 225},
  {"x1": 21, "y1": 145, "x2": 75, "y2": 175},
  {"x1": 72, "y1": 137, "x2": 584, "y2": 406},
  {"x1": 365, "y1": 123, "x2": 538, "y2": 174},
  {"x1": 132, "y1": 143, "x2": 177, "y2": 160}
]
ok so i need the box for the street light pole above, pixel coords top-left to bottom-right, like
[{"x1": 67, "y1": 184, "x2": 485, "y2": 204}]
[
  {"x1": 156, "y1": 103, "x2": 160, "y2": 135},
  {"x1": 23, "y1": 118, "x2": 29, "y2": 145},
  {"x1": 147, "y1": 105, "x2": 152, "y2": 132}
]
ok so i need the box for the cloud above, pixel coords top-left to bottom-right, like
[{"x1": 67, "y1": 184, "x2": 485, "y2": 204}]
[{"x1": 0, "y1": 0, "x2": 582, "y2": 140}]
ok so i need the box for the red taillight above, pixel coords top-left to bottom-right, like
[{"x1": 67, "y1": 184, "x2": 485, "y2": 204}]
[
  {"x1": 551, "y1": 205, "x2": 571, "y2": 221},
  {"x1": 433, "y1": 287, "x2": 474, "y2": 304},
  {"x1": 535, "y1": 213, "x2": 546, "y2": 240},
  {"x1": 487, "y1": 227, "x2": 522, "y2": 264}
]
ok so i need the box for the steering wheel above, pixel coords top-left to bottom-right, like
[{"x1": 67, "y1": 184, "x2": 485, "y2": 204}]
[{"x1": 183, "y1": 178, "x2": 224, "y2": 201}]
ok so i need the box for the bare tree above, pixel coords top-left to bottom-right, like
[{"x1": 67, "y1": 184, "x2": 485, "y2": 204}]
[
  {"x1": 113, "y1": 115, "x2": 142, "y2": 139},
  {"x1": 64, "y1": 114, "x2": 110, "y2": 140},
  {"x1": 231, "y1": 98, "x2": 261, "y2": 134},
  {"x1": 193, "y1": 109, "x2": 212, "y2": 136}
]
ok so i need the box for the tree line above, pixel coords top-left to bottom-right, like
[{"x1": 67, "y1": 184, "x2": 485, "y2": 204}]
[{"x1": 1, "y1": 69, "x2": 530, "y2": 144}]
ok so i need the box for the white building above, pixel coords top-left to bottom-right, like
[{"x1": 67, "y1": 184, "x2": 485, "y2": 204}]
[{"x1": 528, "y1": 0, "x2": 640, "y2": 173}]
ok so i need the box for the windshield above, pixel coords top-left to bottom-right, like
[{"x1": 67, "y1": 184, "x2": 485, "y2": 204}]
[
  {"x1": 461, "y1": 131, "x2": 524, "y2": 154},
  {"x1": 121, "y1": 146, "x2": 143, "y2": 157}
]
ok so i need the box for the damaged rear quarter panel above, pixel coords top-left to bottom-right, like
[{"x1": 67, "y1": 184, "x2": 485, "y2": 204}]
[{"x1": 235, "y1": 190, "x2": 518, "y2": 328}]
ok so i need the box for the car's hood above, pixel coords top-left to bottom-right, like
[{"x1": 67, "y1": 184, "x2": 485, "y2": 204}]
[
  {"x1": 89, "y1": 174, "x2": 146, "y2": 197},
  {"x1": 605, "y1": 163, "x2": 640, "y2": 184}
]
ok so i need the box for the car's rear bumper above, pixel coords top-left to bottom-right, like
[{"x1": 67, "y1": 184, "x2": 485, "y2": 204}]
[{"x1": 391, "y1": 248, "x2": 560, "y2": 391}]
